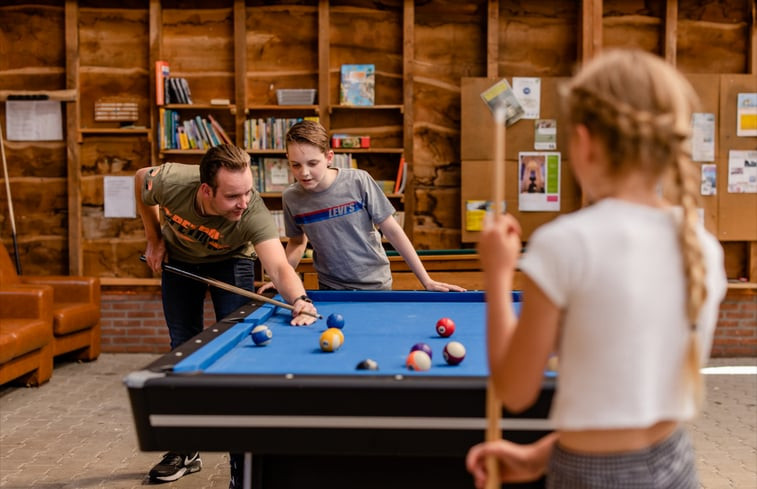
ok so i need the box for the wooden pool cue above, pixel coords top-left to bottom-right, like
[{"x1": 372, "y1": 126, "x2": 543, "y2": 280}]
[
  {"x1": 140, "y1": 255, "x2": 323, "y2": 320},
  {"x1": 485, "y1": 105, "x2": 507, "y2": 489}
]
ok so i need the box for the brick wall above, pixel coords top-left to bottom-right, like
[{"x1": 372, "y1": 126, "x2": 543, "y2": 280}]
[
  {"x1": 711, "y1": 288, "x2": 757, "y2": 357},
  {"x1": 100, "y1": 287, "x2": 757, "y2": 357}
]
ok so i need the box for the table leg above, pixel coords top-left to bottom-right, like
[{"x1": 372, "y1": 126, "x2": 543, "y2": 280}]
[{"x1": 244, "y1": 452, "x2": 252, "y2": 489}]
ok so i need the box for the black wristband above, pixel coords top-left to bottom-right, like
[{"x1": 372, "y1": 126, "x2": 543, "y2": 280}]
[{"x1": 294, "y1": 294, "x2": 312, "y2": 304}]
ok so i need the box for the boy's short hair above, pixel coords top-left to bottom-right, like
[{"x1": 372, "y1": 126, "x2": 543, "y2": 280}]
[{"x1": 286, "y1": 120, "x2": 330, "y2": 155}]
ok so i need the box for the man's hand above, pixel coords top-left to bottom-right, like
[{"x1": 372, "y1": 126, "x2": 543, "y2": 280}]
[{"x1": 290, "y1": 296, "x2": 318, "y2": 326}]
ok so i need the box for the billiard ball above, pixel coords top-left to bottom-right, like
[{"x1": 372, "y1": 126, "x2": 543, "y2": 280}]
[
  {"x1": 327, "y1": 313, "x2": 345, "y2": 329},
  {"x1": 319, "y1": 328, "x2": 344, "y2": 352},
  {"x1": 435, "y1": 317, "x2": 456, "y2": 337},
  {"x1": 250, "y1": 325, "x2": 273, "y2": 346},
  {"x1": 443, "y1": 341, "x2": 466, "y2": 365},
  {"x1": 410, "y1": 342, "x2": 432, "y2": 360},
  {"x1": 356, "y1": 358, "x2": 379, "y2": 370},
  {"x1": 406, "y1": 350, "x2": 431, "y2": 371}
]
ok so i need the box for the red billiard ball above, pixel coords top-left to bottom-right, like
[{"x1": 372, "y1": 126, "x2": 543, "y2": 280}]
[
  {"x1": 443, "y1": 341, "x2": 466, "y2": 365},
  {"x1": 435, "y1": 317, "x2": 455, "y2": 337}
]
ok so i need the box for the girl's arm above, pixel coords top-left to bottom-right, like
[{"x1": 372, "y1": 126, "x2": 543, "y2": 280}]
[
  {"x1": 479, "y1": 214, "x2": 559, "y2": 412},
  {"x1": 378, "y1": 215, "x2": 466, "y2": 292}
]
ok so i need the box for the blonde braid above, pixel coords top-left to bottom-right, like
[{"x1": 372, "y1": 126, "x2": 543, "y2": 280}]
[{"x1": 565, "y1": 49, "x2": 708, "y2": 407}]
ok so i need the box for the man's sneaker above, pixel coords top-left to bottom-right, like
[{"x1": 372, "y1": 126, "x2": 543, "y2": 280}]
[{"x1": 149, "y1": 452, "x2": 202, "y2": 483}]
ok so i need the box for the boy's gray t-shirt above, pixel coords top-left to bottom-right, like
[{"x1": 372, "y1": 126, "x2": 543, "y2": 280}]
[{"x1": 282, "y1": 168, "x2": 396, "y2": 290}]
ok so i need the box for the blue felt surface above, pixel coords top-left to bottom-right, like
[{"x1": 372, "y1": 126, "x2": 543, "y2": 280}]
[{"x1": 173, "y1": 291, "x2": 530, "y2": 377}]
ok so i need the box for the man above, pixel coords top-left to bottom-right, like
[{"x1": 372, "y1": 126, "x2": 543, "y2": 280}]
[{"x1": 135, "y1": 144, "x2": 317, "y2": 483}]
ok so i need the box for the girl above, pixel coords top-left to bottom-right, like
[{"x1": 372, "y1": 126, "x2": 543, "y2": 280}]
[{"x1": 466, "y1": 49, "x2": 727, "y2": 488}]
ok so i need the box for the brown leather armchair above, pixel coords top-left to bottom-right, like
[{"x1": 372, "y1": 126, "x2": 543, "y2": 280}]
[
  {"x1": 0, "y1": 244, "x2": 101, "y2": 362},
  {"x1": 0, "y1": 284, "x2": 54, "y2": 385}
]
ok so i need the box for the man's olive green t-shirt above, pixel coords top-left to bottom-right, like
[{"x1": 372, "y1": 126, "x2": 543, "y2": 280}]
[{"x1": 141, "y1": 162, "x2": 278, "y2": 263}]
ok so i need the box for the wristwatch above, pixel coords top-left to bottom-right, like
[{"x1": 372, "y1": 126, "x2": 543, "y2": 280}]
[{"x1": 294, "y1": 294, "x2": 312, "y2": 304}]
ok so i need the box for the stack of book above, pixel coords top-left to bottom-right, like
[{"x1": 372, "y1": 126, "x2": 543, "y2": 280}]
[
  {"x1": 159, "y1": 110, "x2": 232, "y2": 150},
  {"x1": 244, "y1": 116, "x2": 319, "y2": 150}
]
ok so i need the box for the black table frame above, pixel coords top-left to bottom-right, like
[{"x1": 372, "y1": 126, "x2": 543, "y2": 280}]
[{"x1": 125, "y1": 299, "x2": 554, "y2": 489}]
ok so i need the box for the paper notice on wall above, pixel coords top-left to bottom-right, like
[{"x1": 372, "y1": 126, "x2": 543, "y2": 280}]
[
  {"x1": 518, "y1": 152, "x2": 560, "y2": 212},
  {"x1": 5, "y1": 100, "x2": 63, "y2": 141},
  {"x1": 692, "y1": 113, "x2": 715, "y2": 162},
  {"x1": 727, "y1": 150, "x2": 757, "y2": 194},
  {"x1": 701, "y1": 164, "x2": 717, "y2": 196},
  {"x1": 512, "y1": 77, "x2": 541, "y2": 119},
  {"x1": 104, "y1": 176, "x2": 136, "y2": 218},
  {"x1": 736, "y1": 93, "x2": 757, "y2": 137},
  {"x1": 534, "y1": 119, "x2": 557, "y2": 150}
]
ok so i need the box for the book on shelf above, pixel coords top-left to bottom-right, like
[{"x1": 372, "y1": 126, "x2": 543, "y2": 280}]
[
  {"x1": 331, "y1": 153, "x2": 357, "y2": 170},
  {"x1": 250, "y1": 161, "x2": 261, "y2": 192},
  {"x1": 393, "y1": 156, "x2": 406, "y2": 194},
  {"x1": 269, "y1": 210, "x2": 286, "y2": 238},
  {"x1": 262, "y1": 157, "x2": 294, "y2": 192},
  {"x1": 159, "y1": 110, "x2": 231, "y2": 150},
  {"x1": 339, "y1": 64, "x2": 375, "y2": 106},
  {"x1": 155, "y1": 61, "x2": 169, "y2": 105},
  {"x1": 244, "y1": 117, "x2": 310, "y2": 150},
  {"x1": 208, "y1": 114, "x2": 232, "y2": 144}
]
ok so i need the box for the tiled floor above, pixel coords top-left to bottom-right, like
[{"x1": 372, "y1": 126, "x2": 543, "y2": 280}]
[{"x1": 0, "y1": 354, "x2": 755, "y2": 489}]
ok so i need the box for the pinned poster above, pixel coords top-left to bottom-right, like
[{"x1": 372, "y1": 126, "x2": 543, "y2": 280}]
[
  {"x1": 512, "y1": 77, "x2": 541, "y2": 119},
  {"x1": 5, "y1": 100, "x2": 63, "y2": 141},
  {"x1": 736, "y1": 93, "x2": 757, "y2": 137},
  {"x1": 691, "y1": 113, "x2": 715, "y2": 162},
  {"x1": 104, "y1": 176, "x2": 136, "y2": 218},
  {"x1": 700, "y1": 164, "x2": 717, "y2": 196},
  {"x1": 518, "y1": 152, "x2": 561, "y2": 212},
  {"x1": 727, "y1": 150, "x2": 757, "y2": 193}
]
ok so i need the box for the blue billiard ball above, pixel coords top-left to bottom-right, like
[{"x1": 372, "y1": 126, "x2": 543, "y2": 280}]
[
  {"x1": 327, "y1": 313, "x2": 345, "y2": 329},
  {"x1": 250, "y1": 325, "x2": 273, "y2": 346}
]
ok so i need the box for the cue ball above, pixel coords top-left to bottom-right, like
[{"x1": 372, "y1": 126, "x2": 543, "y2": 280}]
[
  {"x1": 435, "y1": 317, "x2": 456, "y2": 337},
  {"x1": 406, "y1": 350, "x2": 432, "y2": 371},
  {"x1": 356, "y1": 358, "x2": 379, "y2": 370},
  {"x1": 319, "y1": 328, "x2": 344, "y2": 352},
  {"x1": 443, "y1": 341, "x2": 466, "y2": 365},
  {"x1": 410, "y1": 342, "x2": 432, "y2": 360},
  {"x1": 250, "y1": 325, "x2": 273, "y2": 346},
  {"x1": 327, "y1": 313, "x2": 345, "y2": 329}
]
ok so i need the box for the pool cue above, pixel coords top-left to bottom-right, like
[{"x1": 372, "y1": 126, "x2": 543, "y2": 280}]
[
  {"x1": 485, "y1": 105, "x2": 507, "y2": 489},
  {"x1": 0, "y1": 121, "x2": 22, "y2": 274},
  {"x1": 140, "y1": 255, "x2": 323, "y2": 320}
]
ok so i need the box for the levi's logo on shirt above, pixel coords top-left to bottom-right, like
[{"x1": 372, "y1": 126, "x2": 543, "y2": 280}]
[{"x1": 295, "y1": 200, "x2": 364, "y2": 225}]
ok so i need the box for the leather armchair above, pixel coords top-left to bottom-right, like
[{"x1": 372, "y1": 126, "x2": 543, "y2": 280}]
[
  {"x1": 0, "y1": 284, "x2": 54, "y2": 386},
  {"x1": 0, "y1": 244, "x2": 101, "y2": 362}
]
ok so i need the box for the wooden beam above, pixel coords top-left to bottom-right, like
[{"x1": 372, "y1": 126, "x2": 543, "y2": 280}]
[
  {"x1": 579, "y1": 0, "x2": 602, "y2": 64},
  {"x1": 148, "y1": 0, "x2": 161, "y2": 166},
  {"x1": 318, "y1": 0, "x2": 330, "y2": 130},
  {"x1": 487, "y1": 0, "x2": 499, "y2": 78},
  {"x1": 664, "y1": 0, "x2": 678, "y2": 65},
  {"x1": 234, "y1": 0, "x2": 246, "y2": 147},
  {"x1": 403, "y1": 0, "x2": 414, "y2": 238},
  {"x1": 750, "y1": 0, "x2": 756, "y2": 74},
  {"x1": 65, "y1": 0, "x2": 81, "y2": 275}
]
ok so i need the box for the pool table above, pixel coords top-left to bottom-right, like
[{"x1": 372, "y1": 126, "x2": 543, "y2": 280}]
[{"x1": 124, "y1": 290, "x2": 555, "y2": 489}]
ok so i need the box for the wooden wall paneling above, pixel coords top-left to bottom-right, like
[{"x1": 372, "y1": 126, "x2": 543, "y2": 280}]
[
  {"x1": 717, "y1": 74, "x2": 757, "y2": 241},
  {"x1": 161, "y1": 3, "x2": 235, "y2": 105},
  {"x1": 602, "y1": 1, "x2": 664, "y2": 55},
  {"x1": 66, "y1": 0, "x2": 82, "y2": 274},
  {"x1": 677, "y1": 0, "x2": 750, "y2": 74},
  {"x1": 685, "y1": 74, "x2": 720, "y2": 236},
  {"x1": 403, "y1": 0, "x2": 414, "y2": 237}
]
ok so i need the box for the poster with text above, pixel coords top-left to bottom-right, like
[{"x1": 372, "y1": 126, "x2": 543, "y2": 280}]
[
  {"x1": 518, "y1": 152, "x2": 560, "y2": 212},
  {"x1": 727, "y1": 150, "x2": 757, "y2": 193},
  {"x1": 736, "y1": 93, "x2": 757, "y2": 137}
]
